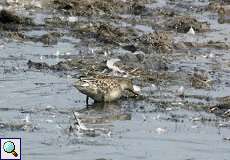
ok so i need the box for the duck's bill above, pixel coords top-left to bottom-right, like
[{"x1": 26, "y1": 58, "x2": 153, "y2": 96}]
[{"x1": 127, "y1": 89, "x2": 139, "y2": 96}]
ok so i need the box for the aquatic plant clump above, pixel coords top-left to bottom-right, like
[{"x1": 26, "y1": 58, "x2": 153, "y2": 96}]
[
  {"x1": 138, "y1": 31, "x2": 173, "y2": 53},
  {"x1": 52, "y1": 0, "x2": 125, "y2": 16},
  {"x1": 165, "y1": 16, "x2": 210, "y2": 33},
  {"x1": 0, "y1": 10, "x2": 34, "y2": 31}
]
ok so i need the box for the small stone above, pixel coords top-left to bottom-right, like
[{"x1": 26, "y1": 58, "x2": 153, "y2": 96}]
[
  {"x1": 187, "y1": 26, "x2": 195, "y2": 35},
  {"x1": 156, "y1": 127, "x2": 167, "y2": 134}
]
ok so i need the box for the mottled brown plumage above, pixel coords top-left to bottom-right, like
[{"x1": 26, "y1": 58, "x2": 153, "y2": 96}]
[{"x1": 74, "y1": 76, "x2": 138, "y2": 103}]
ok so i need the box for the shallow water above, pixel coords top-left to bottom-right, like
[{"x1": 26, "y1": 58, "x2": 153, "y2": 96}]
[{"x1": 1, "y1": 0, "x2": 230, "y2": 160}]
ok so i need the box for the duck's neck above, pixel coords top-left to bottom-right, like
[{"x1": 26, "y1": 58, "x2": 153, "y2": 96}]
[{"x1": 120, "y1": 80, "x2": 138, "y2": 96}]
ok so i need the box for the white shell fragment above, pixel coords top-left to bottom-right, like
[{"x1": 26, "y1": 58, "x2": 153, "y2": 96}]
[
  {"x1": 55, "y1": 50, "x2": 60, "y2": 56},
  {"x1": 156, "y1": 127, "x2": 167, "y2": 134},
  {"x1": 176, "y1": 86, "x2": 185, "y2": 96},
  {"x1": 68, "y1": 16, "x2": 78, "y2": 23}
]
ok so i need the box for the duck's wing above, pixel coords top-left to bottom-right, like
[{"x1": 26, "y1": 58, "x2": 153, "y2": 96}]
[
  {"x1": 76, "y1": 76, "x2": 121, "y2": 91},
  {"x1": 74, "y1": 78, "x2": 113, "y2": 101}
]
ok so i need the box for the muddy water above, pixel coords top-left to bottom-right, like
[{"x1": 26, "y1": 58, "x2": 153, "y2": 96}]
[{"x1": 1, "y1": 0, "x2": 230, "y2": 160}]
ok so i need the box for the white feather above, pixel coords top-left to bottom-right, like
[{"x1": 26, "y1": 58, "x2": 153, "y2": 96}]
[
  {"x1": 133, "y1": 85, "x2": 141, "y2": 92},
  {"x1": 74, "y1": 112, "x2": 88, "y2": 130},
  {"x1": 25, "y1": 114, "x2": 30, "y2": 123},
  {"x1": 106, "y1": 58, "x2": 125, "y2": 73},
  {"x1": 40, "y1": 55, "x2": 44, "y2": 61}
]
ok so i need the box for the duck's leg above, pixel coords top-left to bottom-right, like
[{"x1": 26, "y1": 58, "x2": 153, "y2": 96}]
[{"x1": 86, "y1": 96, "x2": 89, "y2": 107}]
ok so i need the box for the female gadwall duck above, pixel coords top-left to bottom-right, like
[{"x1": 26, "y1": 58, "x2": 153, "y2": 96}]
[{"x1": 74, "y1": 76, "x2": 138, "y2": 105}]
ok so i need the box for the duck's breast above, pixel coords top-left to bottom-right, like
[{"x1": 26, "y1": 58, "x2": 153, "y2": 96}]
[{"x1": 104, "y1": 88, "x2": 122, "y2": 102}]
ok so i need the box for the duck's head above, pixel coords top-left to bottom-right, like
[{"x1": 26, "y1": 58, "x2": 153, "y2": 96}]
[
  {"x1": 119, "y1": 79, "x2": 139, "y2": 96},
  {"x1": 74, "y1": 79, "x2": 97, "y2": 96}
]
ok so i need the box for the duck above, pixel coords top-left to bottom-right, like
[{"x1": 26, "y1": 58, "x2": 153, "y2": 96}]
[{"x1": 74, "y1": 76, "x2": 138, "y2": 105}]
